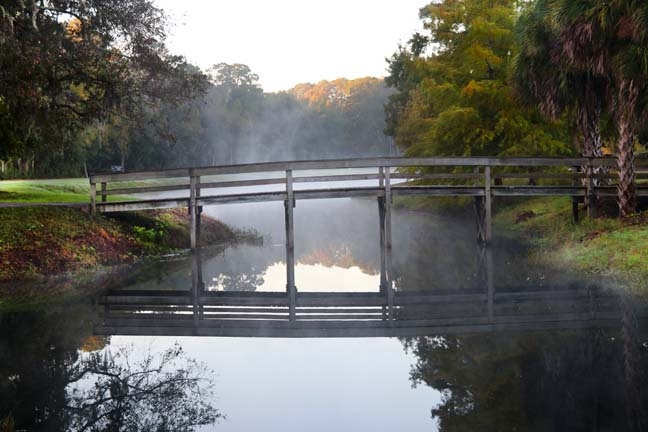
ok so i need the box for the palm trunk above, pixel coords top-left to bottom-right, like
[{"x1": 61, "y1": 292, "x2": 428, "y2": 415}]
[
  {"x1": 578, "y1": 104, "x2": 605, "y2": 211},
  {"x1": 617, "y1": 117, "x2": 636, "y2": 216}
]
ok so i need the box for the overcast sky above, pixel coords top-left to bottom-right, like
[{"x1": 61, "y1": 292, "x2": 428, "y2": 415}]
[{"x1": 154, "y1": 0, "x2": 426, "y2": 92}]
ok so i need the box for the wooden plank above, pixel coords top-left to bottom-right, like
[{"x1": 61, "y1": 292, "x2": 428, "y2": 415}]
[
  {"x1": 189, "y1": 174, "x2": 197, "y2": 249},
  {"x1": 91, "y1": 168, "x2": 190, "y2": 183},
  {"x1": 99, "y1": 183, "x2": 189, "y2": 195},
  {"x1": 491, "y1": 186, "x2": 585, "y2": 196},
  {"x1": 293, "y1": 173, "x2": 380, "y2": 183},
  {"x1": 90, "y1": 181, "x2": 96, "y2": 216},
  {"x1": 391, "y1": 172, "x2": 483, "y2": 180},
  {"x1": 294, "y1": 187, "x2": 383, "y2": 199},
  {"x1": 484, "y1": 166, "x2": 492, "y2": 242},
  {"x1": 92, "y1": 157, "x2": 619, "y2": 184},
  {"x1": 494, "y1": 173, "x2": 581, "y2": 180},
  {"x1": 198, "y1": 177, "x2": 286, "y2": 189},
  {"x1": 98, "y1": 198, "x2": 189, "y2": 213},
  {"x1": 392, "y1": 186, "x2": 485, "y2": 196},
  {"x1": 198, "y1": 191, "x2": 287, "y2": 205},
  {"x1": 0, "y1": 202, "x2": 89, "y2": 209}
]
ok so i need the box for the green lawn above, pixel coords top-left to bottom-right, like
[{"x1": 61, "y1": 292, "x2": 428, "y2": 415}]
[
  {"x1": 494, "y1": 196, "x2": 648, "y2": 292},
  {"x1": 0, "y1": 178, "x2": 90, "y2": 203}
]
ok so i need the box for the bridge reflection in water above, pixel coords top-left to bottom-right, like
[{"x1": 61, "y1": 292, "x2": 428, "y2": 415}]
[{"x1": 94, "y1": 250, "x2": 647, "y2": 338}]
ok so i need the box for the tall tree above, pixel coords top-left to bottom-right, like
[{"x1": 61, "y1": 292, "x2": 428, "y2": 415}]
[
  {"x1": 205, "y1": 63, "x2": 263, "y2": 164},
  {"x1": 385, "y1": 0, "x2": 571, "y2": 159},
  {"x1": 548, "y1": 0, "x2": 648, "y2": 216},
  {"x1": 514, "y1": 0, "x2": 608, "y2": 159},
  {"x1": 0, "y1": 0, "x2": 207, "y2": 171}
]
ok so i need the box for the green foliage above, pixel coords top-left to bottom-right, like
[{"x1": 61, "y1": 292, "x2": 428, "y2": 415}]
[
  {"x1": 0, "y1": 0, "x2": 207, "y2": 175},
  {"x1": 132, "y1": 223, "x2": 166, "y2": 247},
  {"x1": 385, "y1": 0, "x2": 573, "y2": 159}
]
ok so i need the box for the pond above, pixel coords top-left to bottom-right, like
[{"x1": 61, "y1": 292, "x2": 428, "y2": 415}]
[{"x1": 1, "y1": 197, "x2": 647, "y2": 431}]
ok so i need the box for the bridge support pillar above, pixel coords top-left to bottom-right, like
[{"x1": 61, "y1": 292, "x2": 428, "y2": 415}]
[
  {"x1": 475, "y1": 166, "x2": 492, "y2": 244},
  {"x1": 189, "y1": 173, "x2": 200, "y2": 250},
  {"x1": 378, "y1": 167, "x2": 394, "y2": 320},
  {"x1": 486, "y1": 246, "x2": 494, "y2": 323},
  {"x1": 191, "y1": 251, "x2": 204, "y2": 328},
  {"x1": 90, "y1": 181, "x2": 97, "y2": 217},
  {"x1": 285, "y1": 170, "x2": 297, "y2": 321}
]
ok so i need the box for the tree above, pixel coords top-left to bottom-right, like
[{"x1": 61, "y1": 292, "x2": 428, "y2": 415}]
[
  {"x1": 288, "y1": 78, "x2": 396, "y2": 157},
  {"x1": 514, "y1": 0, "x2": 608, "y2": 159},
  {"x1": 0, "y1": 0, "x2": 207, "y2": 172},
  {"x1": 385, "y1": 0, "x2": 572, "y2": 160},
  {"x1": 539, "y1": 0, "x2": 648, "y2": 216},
  {"x1": 204, "y1": 63, "x2": 264, "y2": 164}
]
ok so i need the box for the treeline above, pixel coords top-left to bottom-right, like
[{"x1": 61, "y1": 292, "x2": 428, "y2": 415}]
[
  {"x1": 0, "y1": 71, "x2": 394, "y2": 177},
  {"x1": 385, "y1": 0, "x2": 648, "y2": 215},
  {"x1": 79, "y1": 70, "x2": 395, "y2": 174},
  {"x1": 1, "y1": 69, "x2": 394, "y2": 177}
]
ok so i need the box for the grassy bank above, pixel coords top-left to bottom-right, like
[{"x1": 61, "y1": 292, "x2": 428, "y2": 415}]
[
  {"x1": 494, "y1": 197, "x2": 648, "y2": 291},
  {"x1": 0, "y1": 178, "x2": 90, "y2": 202},
  {"x1": 0, "y1": 179, "x2": 238, "y2": 292}
]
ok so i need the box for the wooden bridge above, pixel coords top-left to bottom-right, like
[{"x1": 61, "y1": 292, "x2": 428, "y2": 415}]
[
  {"x1": 89, "y1": 156, "x2": 648, "y2": 310},
  {"x1": 89, "y1": 155, "x2": 648, "y2": 242}
]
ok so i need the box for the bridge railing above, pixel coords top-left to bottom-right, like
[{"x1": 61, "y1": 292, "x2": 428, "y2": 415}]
[
  {"x1": 88, "y1": 156, "x2": 648, "y2": 240},
  {"x1": 88, "y1": 156, "x2": 648, "y2": 278},
  {"x1": 89, "y1": 156, "x2": 635, "y2": 209}
]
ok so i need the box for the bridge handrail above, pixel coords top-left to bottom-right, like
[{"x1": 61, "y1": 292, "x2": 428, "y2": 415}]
[
  {"x1": 89, "y1": 156, "x2": 625, "y2": 183},
  {"x1": 88, "y1": 156, "x2": 648, "y2": 228}
]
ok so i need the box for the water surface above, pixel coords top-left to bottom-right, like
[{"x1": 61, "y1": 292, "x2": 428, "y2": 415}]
[{"x1": 2, "y1": 197, "x2": 647, "y2": 431}]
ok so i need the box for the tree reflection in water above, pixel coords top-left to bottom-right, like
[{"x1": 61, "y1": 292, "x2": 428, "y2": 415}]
[
  {"x1": 66, "y1": 343, "x2": 221, "y2": 432},
  {"x1": 403, "y1": 296, "x2": 648, "y2": 431},
  {"x1": 0, "y1": 306, "x2": 220, "y2": 432}
]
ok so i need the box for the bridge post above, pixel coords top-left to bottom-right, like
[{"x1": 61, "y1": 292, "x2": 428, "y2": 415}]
[
  {"x1": 100, "y1": 182, "x2": 107, "y2": 203},
  {"x1": 378, "y1": 167, "x2": 387, "y2": 291},
  {"x1": 483, "y1": 165, "x2": 492, "y2": 243},
  {"x1": 191, "y1": 250, "x2": 204, "y2": 327},
  {"x1": 189, "y1": 171, "x2": 198, "y2": 250},
  {"x1": 486, "y1": 246, "x2": 494, "y2": 323},
  {"x1": 90, "y1": 180, "x2": 97, "y2": 217},
  {"x1": 285, "y1": 169, "x2": 297, "y2": 321},
  {"x1": 586, "y1": 158, "x2": 596, "y2": 219},
  {"x1": 382, "y1": 166, "x2": 394, "y2": 319}
]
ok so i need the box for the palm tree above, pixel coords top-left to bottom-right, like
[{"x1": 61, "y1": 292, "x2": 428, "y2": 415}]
[
  {"x1": 554, "y1": 0, "x2": 648, "y2": 216},
  {"x1": 514, "y1": 0, "x2": 608, "y2": 160}
]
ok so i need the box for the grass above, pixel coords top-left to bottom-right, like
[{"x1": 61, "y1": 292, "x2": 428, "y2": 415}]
[
  {"x1": 0, "y1": 178, "x2": 91, "y2": 202},
  {"x1": 0, "y1": 180, "x2": 238, "y2": 302},
  {"x1": 0, "y1": 178, "x2": 183, "y2": 203},
  {"x1": 494, "y1": 196, "x2": 648, "y2": 292}
]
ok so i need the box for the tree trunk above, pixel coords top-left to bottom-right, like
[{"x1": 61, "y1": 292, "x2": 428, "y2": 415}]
[
  {"x1": 577, "y1": 104, "x2": 605, "y2": 211},
  {"x1": 617, "y1": 118, "x2": 636, "y2": 216}
]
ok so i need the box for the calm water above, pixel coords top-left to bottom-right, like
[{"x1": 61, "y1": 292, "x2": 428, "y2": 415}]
[{"x1": 2, "y1": 198, "x2": 647, "y2": 431}]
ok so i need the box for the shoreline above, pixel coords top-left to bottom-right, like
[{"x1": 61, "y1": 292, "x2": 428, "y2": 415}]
[{"x1": 0, "y1": 206, "x2": 240, "y2": 297}]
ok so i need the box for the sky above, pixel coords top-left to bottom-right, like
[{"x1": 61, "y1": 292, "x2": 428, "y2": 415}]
[{"x1": 154, "y1": 0, "x2": 426, "y2": 92}]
